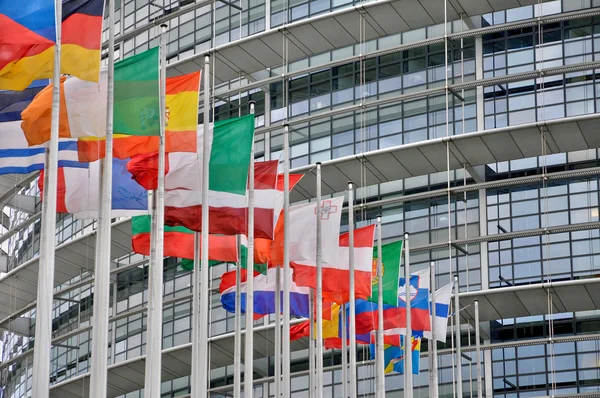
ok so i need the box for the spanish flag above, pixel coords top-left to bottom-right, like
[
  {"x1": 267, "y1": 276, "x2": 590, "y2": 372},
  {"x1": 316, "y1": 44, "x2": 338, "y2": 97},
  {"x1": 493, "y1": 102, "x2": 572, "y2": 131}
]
[
  {"x1": 0, "y1": 0, "x2": 104, "y2": 91},
  {"x1": 20, "y1": 71, "x2": 201, "y2": 158}
]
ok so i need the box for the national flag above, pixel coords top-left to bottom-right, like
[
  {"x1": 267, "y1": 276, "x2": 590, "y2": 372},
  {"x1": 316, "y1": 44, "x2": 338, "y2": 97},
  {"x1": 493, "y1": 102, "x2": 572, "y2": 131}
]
[
  {"x1": 290, "y1": 303, "x2": 341, "y2": 341},
  {"x1": 21, "y1": 70, "x2": 200, "y2": 154},
  {"x1": 131, "y1": 215, "x2": 238, "y2": 264},
  {"x1": 0, "y1": 0, "x2": 104, "y2": 91},
  {"x1": 422, "y1": 282, "x2": 453, "y2": 343},
  {"x1": 219, "y1": 267, "x2": 310, "y2": 318},
  {"x1": 38, "y1": 157, "x2": 148, "y2": 219},
  {"x1": 354, "y1": 269, "x2": 431, "y2": 335},
  {"x1": 369, "y1": 240, "x2": 402, "y2": 306},
  {"x1": 370, "y1": 336, "x2": 420, "y2": 375},
  {"x1": 271, "y1": 197, "x2": 344, "y2": 277},
  {"x1": 0, "y1": 81, "x2": 85, "y2": 174},
  {"x1": 291, "y1": 224, "x2": 375, "y2": 303}
]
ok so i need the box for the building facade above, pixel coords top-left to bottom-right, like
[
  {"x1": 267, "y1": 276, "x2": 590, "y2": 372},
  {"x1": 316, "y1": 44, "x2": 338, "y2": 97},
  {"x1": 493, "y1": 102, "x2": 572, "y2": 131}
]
[{"x1": 2, "y1": 0, "x2": 600, "y2": 397}]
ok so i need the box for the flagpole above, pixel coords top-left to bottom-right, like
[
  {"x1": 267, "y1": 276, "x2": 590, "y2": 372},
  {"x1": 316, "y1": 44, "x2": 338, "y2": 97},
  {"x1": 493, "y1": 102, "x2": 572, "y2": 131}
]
[
  {"x1": 89, "y1": 0, "x2": 114, "y2": 395},
  {"x1": 309, "y1": 289, "x2": 315, "y2": 397},
  {"x1": 375, "y1": 215, "x2": 385, "y2": 398},
  {"x1": 244, "y1": 101, "x2": 256, "y2": 396},
  {"x1": 475, "y1": 300, "x2": 482, "y2": 398},
  {"x1": 234, "y1": 234, "x2": 242, "y2": 397},
  {"x1": 341, "y1": 304, "x2": 348, "y2": 398},
  {"x1": 347, "y1": 181, "x2": 357, "y2": 398},
  {"x1": 404, "y1": 232, "x2": 413, "y2": 398},
  {"x1": 144, "y1": 24, "x2": 168, "y2": 398},
  {"x1": 193, "y1": 53, "x2": 212, "y2": 398},
  {"x1": 315, "y1": 162, "x2": 324, "y2": 398},
  {"x1": 454, "y1": 275, "x2": 463, "y2": 398},
  {"x1": 430, "y1": 262, "x2": 439, "y2": 398},
  {"x1": 282, "y1": 123, "x2": 291, "y2": 397},
  {"x1": 32, "y1": 1, "x2": 62, "y2": 396},
  {"x1": 274, "y1": 265, "x2": 282, "y2": 397}
]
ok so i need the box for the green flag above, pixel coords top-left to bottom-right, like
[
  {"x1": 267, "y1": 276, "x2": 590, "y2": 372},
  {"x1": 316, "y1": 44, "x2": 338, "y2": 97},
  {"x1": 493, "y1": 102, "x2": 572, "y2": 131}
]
[
  {"x1": 114, "y1": 47, "x2": 160, "y2": 136},
  {"x1": 369, "y1": 240, "x2": 403, "y2": 306}
]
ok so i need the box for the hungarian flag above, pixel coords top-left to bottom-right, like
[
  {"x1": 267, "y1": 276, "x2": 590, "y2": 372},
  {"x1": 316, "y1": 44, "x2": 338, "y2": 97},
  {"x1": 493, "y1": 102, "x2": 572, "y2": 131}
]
[
  {"x1": 369, "y1": 240, "x2": 403, "y2": 306},
  {"x1": 39, "y1": 156, "x2": 148, "y2": 219},
  {"x1": 0, "y1": 0, "x2": 104, "y2": 91},
  {"x1": 131, "y1": 215, "x2": 237, "y2": 264}
]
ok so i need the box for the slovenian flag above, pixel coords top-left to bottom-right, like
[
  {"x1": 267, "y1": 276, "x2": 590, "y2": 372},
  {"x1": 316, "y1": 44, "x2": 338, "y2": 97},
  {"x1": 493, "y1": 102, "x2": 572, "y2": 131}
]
[
  {"x1": 0, "y1": 0, "x2": 104, "y2": 91},
  {"x1": 220, "y1": 267, "x2": 310, "y2": 318}
]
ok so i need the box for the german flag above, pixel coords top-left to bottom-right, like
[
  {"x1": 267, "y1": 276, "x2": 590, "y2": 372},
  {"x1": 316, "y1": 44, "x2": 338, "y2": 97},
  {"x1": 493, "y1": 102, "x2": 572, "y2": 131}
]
[
  {"x1": 78, "y1": 71, "x2": 201, "y2": 161},
  {"x1": 0, "y1": 0, "x2": 104, "y2": 91}
]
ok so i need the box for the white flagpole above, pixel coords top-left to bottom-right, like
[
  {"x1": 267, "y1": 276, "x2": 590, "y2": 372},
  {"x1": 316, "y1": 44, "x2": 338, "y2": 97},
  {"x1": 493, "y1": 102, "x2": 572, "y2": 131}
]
[
  {"x1": 475, "y1": 300, "x2": 482, "y2": 398},
  {"x1": 89, "y1": 0, "x2": 114, "y2": 395},
  {"x1": 244, "y1": 101, "x2": 256, "y2": 396},
  {"x1": 32, "y1": 1, "x2": 61, "y2": 396},
  {"x1": 404, "y1": 232, "x2": 413, "y2": 397},
  {"x1": 455, "y1": 275, "x2": 463, "y2": 398},
  {"x1": 193, "y1": 53, "x2": 212, "y2": 398},
  {"x1": 144, "y1": 24, "x2": 168, "y2": 398},
  {"x1": 234, "y1": 235, "x2": 242, "y2": 397},
  {"x1": 341, "y1": 304, "x2": 348, "y2": 398},
  {"x1": 309, "y1": 289, "x2": 315, "y2": 397},
  {"x1": 375, "y1": 215, "x2": 385, "y2": 398},
  {"x1": 315, "y1": 162, "x2": 324, "y2": 398},
  {"x1": 282, "y1": 123, "x2": 291, "y2": 397},
  {"x1": 347, "y1": 182, "x2": 357, "y2": 398},
  {"x1": 274, "y1": 265, "x2": 282, "y2": 397},
  {"x1": 430, "y1": 262, "x2": 439, "y2": 398}
]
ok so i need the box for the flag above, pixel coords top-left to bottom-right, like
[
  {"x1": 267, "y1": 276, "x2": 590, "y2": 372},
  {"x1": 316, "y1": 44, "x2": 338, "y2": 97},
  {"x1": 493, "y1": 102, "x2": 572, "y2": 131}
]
[
  {"x1": 290, "y1": 223, "x2": 375, "y2": 303},
  {"x1": 271, "y1": 197, "x2": 344, "y2": 277},
  {"x1": 354, "y1": 269, "x2": 431, "y2": 335},
  {"x1": 219, "y1": 267, "x2": 311, "y2": 318},
  {"x1": 21, "y1": 70, "x2": 200, "y2": 153},
  {"x1": 38, "y1": 157, "x2": 148, "y2": 219},
  {"x1": 78, "y1": 72, "x2": 201, "y2": 161},
  {"x1": 370, "y1": 336, "x2": 420, "y2": 375},
  {"x1": 369, "y1": 240, "x2": 402, "y2": 306},
  {"x1": 422, "y1": 282, "x2": 453, "y2": 343},
  {"x1": 0, "y1": 0, "x2": 104, "y2": 91},
  {"x1": 290, "y1": 303, "x2": 341, "y2": 341},
  {"x1": 131, "y1": 215, "x2": 238, "y2": 264}
]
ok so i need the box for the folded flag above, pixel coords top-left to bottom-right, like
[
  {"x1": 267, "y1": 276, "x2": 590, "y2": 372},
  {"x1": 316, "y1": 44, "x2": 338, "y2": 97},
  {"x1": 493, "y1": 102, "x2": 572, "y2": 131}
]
[
  {"x1": 271, "y1": 197, "x2": 344, "y2": 274},
  {"x1": 369, "y1": 240, "x2": 403, "y2": 306},
  {"x1": 355, "y1": 268, "x2": 431, "y2": 335},
  {"x1": 131, "y1": 215, "x2": 237, "y2": 264},
  {"x1": 220, "y1": 267, "x2": 310, "y2": 318},
  {"x1": 423, "y1": 282, "x2": 453, "y2": 343},
  {"x1": 370, "y1": 336, "x2": 420, "y2": 375},
  {"x1": 0, "y1": 0, "x2": 104, "y2": 91},
  {"x1": 290, "y1": 303, "x2": 341, "y2": 341},
  {"x1": 39, "y1": 157, "x2": 149, "y2": 219}
]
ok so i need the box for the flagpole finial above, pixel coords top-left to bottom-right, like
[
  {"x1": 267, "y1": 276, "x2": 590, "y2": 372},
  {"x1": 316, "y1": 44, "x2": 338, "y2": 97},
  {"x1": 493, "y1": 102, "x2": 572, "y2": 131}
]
[
  {"x1": 316, "y1": 161, "x2": 322, "y2": 166},
  {"x1": 404, "y1": 232, "x2": 409, "y2": 238},
  {"x1": 160, "y1": 23, "x2": 168, "y2": 29}
]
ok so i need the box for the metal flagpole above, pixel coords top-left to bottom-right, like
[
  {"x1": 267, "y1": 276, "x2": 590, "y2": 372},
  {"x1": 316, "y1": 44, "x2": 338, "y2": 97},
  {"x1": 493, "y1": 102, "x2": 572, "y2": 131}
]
[
  {"x1": 234, "y1": 235, "x2": 242, "y2": 397},
  {"x1": 430, "y1": 262, "x2": 439, "y2": 398},
  {"x1": 282, "y1": 123, "x2": 291, "y2": 397},
  {"x1": 315, "y1": 162, "x2": 324, "y2": 398},
  {"x1": 455, "y1": 275, "x2": 463, "y2": 398},
  {"x1": 475, "y1": 300, "x2": 482, "y2": 398},
  {"x1": 195, "y1": 53, "x2": 212, "y2": 398},
  {"x1": 275, "y1": 266, "x2": 282, "y2": 397},
  {"x1": 404, "y1": 232, "x2": 413, "y2": 398},
  {"x1": 309, "y1": 290, "x2": 315, "y2": 397},
  {"x1": 375, "y1": 216, "x2": 384, "y2": 398},
  {"x1": 144, "y1": 24, "x2": 168, "y2": 398},
  {"x1": 89, "y1": 0, "x2": 115, "y2": 395},
  {"x1": 341, "y1": 304, "x2": 348, "y2": 398},
  {"x1": 245, "y1": 101, "x2": 257, "y2": 396},
  {"x1": 347, "y1": 182, "x2": 357, "y2": 398},
  {"x1": 32, "y1": 1, "x2": 62, "y2": 396}
]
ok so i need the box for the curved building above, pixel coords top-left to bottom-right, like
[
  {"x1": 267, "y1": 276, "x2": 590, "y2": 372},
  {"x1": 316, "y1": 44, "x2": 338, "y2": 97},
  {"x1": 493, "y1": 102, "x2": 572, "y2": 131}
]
[{"x1": 2, "y1": 0, "x2": 600, "y2": 397}]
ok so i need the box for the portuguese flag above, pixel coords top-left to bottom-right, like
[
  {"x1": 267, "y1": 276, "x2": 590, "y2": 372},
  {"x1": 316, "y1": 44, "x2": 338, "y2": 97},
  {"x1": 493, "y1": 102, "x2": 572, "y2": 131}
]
[{"x1": 369, "y1": 240, "x2": 403, "y2": 306}]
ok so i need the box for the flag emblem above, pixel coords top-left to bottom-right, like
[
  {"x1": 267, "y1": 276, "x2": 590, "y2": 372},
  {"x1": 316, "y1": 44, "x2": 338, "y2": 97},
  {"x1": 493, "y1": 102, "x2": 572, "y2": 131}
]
[
  {"x1": 398, "y1": 275, "x2": 419, "y2": 303},
  {"x1": 314, "y1": 200, "x2": 338, "y2": 220},
  {"x1": 371, "y1": 258, "x2": 384, "y2": 285}
]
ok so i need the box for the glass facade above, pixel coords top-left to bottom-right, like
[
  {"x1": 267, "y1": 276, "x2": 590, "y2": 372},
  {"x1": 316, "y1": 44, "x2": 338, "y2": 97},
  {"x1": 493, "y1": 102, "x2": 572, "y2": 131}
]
[{"x1": 4, "y1": 0, "x2": 600, "y2": 397}]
